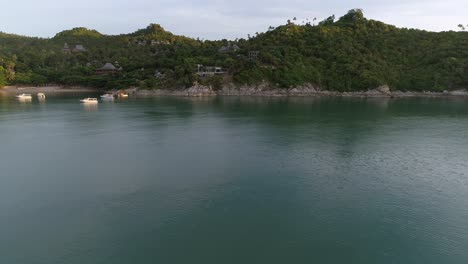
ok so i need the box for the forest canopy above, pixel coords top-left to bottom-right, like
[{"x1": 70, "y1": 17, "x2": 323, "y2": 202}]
[{"x1": 0, "y1": 10, "x2": 467, "y2": 91}]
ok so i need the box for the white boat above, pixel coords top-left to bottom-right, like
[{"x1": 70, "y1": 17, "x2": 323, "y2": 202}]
[
  {"x1": 100, "y1": 94, "x2": 115, "y2": 100},
  {"x1": 16, "y1": 94, "x2": 32, "y2": 99},
  {"x1": 118, "y1": 92, "x2": 129, "y2": 98},
  {"x1": 37, "y1": 93, "x2": 46, "y2": 99},
  {"x1": 80, "y1": 98, "x2": 99, "y2": 104}
]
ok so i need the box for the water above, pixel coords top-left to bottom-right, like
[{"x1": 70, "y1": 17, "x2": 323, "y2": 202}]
[{"x1": 1, "y1": 93, "x2": 468, "y2": 263}]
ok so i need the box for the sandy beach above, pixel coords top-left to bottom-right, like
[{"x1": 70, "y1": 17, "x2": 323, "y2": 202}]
[{"x1": 0, "y1": 86, "x2": 98, "y2": 94}]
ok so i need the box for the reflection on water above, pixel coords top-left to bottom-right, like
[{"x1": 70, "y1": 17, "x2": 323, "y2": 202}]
[
  {"x1": 17, "y1": 97, "x2": 32, "y2": 103},
  {"x1": 82, "y1": 103, "x2": 98, "y2": 112}
]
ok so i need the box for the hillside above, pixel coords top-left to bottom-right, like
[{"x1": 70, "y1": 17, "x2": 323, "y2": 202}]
[{"x1": 1, "y1": 9, "x2": 467, "y2": 91}]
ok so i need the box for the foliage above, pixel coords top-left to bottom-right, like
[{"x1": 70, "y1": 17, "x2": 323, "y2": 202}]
[
  {"x1": 0, "y1": 10, "x2": 467, "y2": 91},
  {"x1": 0, "y1": 66, "x2": 7, "y2": 87}
]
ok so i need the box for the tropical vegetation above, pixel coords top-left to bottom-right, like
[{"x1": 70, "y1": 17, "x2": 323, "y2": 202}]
[{"x1": 0, "y1": 9, "x2": 467, "y2": 92}]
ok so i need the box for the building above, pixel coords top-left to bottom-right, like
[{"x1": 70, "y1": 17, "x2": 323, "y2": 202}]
[
  {"x1": 155, "y1": 70, "x2": 165, "y2": 78},
  {"x1": 196, "y1": 65, "x2": 227, "y2": 77},
  {"x1": 72, "y1": 45, "x2": 87, "y2": 52},
  {"x1": 63, "y1": 43, "x2": 86, "y2": 53},
  {"x1": 249, "y1": 51, "x2": 260, "y2": 61},
  {"x1": 219, "y1": 44, "x2": 240, "y2": 53},
  {"x1": 62, "y1": 43, "x2": 71, "y2": 54},
  {"x1": 95, "y1": 63, "x2": 122, "y2": 75},
  {"x1": 151, "y1": 40, "x2": 170, "y2": 45}
]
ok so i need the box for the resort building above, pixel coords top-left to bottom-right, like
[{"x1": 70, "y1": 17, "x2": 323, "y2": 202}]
[
  {"x1": 196, "y1": 65, "x2": 227, "y2": 77},
  {"x1": 151, "y1": 40, "x2": 170, "y2": 45},
  {"x1": 62, "y1": 43, "x2": 71, "y2": 54},
  {"x1": 95, "y1": 63, "x2": 122, "y2": 75},
  {"x1": 72, "y1": 45, "x2": 87, "y2": 52},
  {"x1": 63, "y1": 43, "x2": 86, "y2": 53},
  {"x1": 219, "y1": 44, "x2": 241, "y2": 53},
  {"x1": 155, "y1": 70, "x2": 165, "y2": 78},
  {"x1": 249, "y1": 51, "x2": 260, "y2": 61}
]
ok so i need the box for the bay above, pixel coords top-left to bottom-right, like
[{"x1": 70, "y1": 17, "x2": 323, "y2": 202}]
[{"x1": 1, "y1": 94, "x2": 468, "y2": 263}]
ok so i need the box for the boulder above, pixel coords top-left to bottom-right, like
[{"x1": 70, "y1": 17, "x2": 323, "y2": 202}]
[
  {"x1": 376, "y1": 85, "x2": 391, "y2": 94},
  {"x1": 186, "y1": 85, "x2": 216, "y2": 96}
]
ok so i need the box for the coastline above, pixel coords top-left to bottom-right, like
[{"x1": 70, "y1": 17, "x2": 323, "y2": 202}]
[
  {"x1": 2, "y1": 84, "x2": 468, "y2": 98},
  {"x1": 133, "y1": 84, "x2": 468, "y2": 98},
  {"x1": 0, "y1": 85, "x2": 99, "y2": 94}
]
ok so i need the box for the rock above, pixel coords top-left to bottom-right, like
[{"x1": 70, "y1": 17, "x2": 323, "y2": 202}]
[
  {"x1": 186, "y1": 85, "x2": 216, "y2": 97},
  {"x1": 376, "y1": 85, "x2": 391, "y2": 94},
  {"x1": 448, "y1": 90, "x2": 468, "y2": 96},
  {"x1": 363, "y1": 85, "x2": 392, "y2": 97},
  {"x1": 134, "y1": 84, "x2": 468, "y2": 98},
  {"x1": 288, "y1": 83, "x2": 318, "y2": 95}
]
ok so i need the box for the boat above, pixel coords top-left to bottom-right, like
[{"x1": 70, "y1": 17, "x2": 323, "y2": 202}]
[
  {"x1": 80, "y1": 98, "x2": 99, "y2": 104},
  {"x1": 100, "y1": 94, "x2": 115, "y2": 100},
  {"x1": 16, "y1": 94, "x2": 32, "y2": 99},
  {"x1": 37, "y1": 93, "x2": 46, "y2": 99},
  {"x1": 118, "y1": 92, "x2": 129, "y2": 98}
]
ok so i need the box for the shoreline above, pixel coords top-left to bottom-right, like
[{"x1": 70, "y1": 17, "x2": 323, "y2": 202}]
[
  {"x1": 0, "y1": 86, "x2": 99, "y2": 94},
  {"x1": 133, "y1": 84, "x2": 468, "y2": 98},
  {"x1": 2, "y1": 84, "x2": 468, "y2": 99}
]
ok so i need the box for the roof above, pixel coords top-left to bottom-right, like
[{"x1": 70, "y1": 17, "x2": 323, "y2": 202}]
[
  {"x1": 219, "y1": 44, "x2": 241, "y2": 53},
  {"x1": 74, "y1": 45, "x2": 86, "y2": 50},
  {"x1": 99, "y1": 63, "x2": 117, "y2": 70}
]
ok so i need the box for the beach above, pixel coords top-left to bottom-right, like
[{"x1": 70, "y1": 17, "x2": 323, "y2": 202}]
[{"x1": 0, "y1": 86, "x2": 98, "y2": 94}]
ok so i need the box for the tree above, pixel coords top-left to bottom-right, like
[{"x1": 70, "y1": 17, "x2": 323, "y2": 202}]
[
  {"x1": 0, "y1": 66, "x2": 8, "y2": 87},
  {"x1": 319, "y1": 15, "x2": 335, "y2": 26},
  {"x1": 458, "y1": 24, "x2": 466, "y2": 31}
]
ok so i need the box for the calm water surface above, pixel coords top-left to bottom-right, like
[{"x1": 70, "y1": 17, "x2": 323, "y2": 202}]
[{"x1": 1, "y1": 93, "x2": 468, "y2": 263}]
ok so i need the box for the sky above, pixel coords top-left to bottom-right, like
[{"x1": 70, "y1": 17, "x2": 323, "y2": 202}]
[{"x1": 0, "y1": 0, "x2": 466, "y2": 39}]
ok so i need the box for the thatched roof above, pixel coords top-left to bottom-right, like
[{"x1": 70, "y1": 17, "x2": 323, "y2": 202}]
[{"x1": 99, "y1": 63, "x2": 117, "y2": 70}]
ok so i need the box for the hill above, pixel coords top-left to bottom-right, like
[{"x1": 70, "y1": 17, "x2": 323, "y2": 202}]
[{"x1": 1, "y1": 9, "x2": 467, "y2": 91}]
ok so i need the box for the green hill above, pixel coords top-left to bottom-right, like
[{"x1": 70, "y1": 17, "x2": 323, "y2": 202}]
[
  {"x1": 1, "y1": 9, "x2": 467, "y2": 91},
  {"x1": 53, "y1": 27, "x2": 103, "y2": 39}
]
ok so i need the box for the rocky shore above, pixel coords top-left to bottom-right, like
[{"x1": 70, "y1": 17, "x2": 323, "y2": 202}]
[
  {"x1": 134, "y1": 83, "x2": 468, "y2": 98},
  {"x1": 3, "y1": 84, "x2": 467, "y2": 98}
]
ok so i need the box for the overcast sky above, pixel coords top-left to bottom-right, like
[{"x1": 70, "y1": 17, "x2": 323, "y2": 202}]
[{"x1": 0, "y1": 0, "x2": 466, "y2": 39}]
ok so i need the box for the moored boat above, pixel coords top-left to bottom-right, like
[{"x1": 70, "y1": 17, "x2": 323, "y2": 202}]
[
  {"x1": 37, "y1": 93, "x2": 46, "y2": 99},
  {"x1": 80, "y1": 98, "x2": 99, "y2": 104},
  {"x1": 118, "y1": 92, "x2": 129, "y2": 98},
  {"x1": 16, "y1": 94, "x2": 32, "y2": 99}
]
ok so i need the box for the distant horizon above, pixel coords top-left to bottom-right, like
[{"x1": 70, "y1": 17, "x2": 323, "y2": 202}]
[{"x1": 1, "y1": 0, "x2": 467, "y2": 40}]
